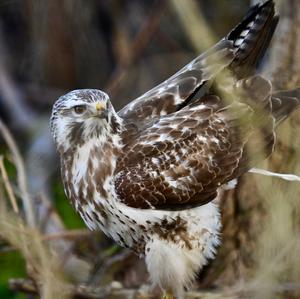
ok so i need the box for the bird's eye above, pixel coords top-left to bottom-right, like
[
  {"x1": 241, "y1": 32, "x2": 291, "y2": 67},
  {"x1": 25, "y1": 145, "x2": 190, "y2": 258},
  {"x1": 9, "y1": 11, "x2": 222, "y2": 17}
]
[{"x1": 73, "y1": 105, "x2": 86, "y2": 115}]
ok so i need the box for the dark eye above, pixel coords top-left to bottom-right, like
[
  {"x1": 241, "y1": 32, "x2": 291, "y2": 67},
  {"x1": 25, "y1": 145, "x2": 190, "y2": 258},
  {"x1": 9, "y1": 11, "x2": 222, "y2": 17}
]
[{"x1": 73, "y1": 105, "x2": 86, "y2": 115}]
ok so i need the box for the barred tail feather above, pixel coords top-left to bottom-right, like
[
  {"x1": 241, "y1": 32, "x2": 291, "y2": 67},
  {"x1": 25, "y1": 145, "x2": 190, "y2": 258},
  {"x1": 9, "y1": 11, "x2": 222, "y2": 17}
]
[{"x1": 228, "y1": 0, "x2": 279, "y2": 78}]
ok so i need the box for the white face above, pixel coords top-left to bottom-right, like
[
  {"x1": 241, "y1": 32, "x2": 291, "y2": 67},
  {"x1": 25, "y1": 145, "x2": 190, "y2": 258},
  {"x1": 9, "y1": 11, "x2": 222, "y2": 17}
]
[{"x1": 50, "y1": 89, "x2": 114, "y2": 152}]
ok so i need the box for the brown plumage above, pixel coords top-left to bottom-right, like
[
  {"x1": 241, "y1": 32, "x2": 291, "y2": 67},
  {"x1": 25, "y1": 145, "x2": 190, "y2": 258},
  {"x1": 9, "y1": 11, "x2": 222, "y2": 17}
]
[
  {"x1": 50, "y1": 1, "x2": 300, "y2": 298},
  {"x1": 116, "y1": 76, "x2": 279, "y2": 209}
]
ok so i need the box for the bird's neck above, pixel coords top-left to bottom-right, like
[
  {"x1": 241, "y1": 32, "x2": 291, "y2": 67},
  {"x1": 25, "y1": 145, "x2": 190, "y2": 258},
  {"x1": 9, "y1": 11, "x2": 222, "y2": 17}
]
[{"x1": 60, "y1": 122, "x2": 124, "y2": 230}]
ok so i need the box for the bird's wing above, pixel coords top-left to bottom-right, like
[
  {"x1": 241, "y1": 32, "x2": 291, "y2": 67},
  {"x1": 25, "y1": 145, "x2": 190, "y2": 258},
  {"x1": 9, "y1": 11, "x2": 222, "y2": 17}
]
[
  {"x1": 118, "y1": 0, "x2": 278, "y2": 132},
  {"x1": 271, "y1": 88, "x2": 300, "y2": 125},
  {"x1": 118, "y1": 39, "x2": 235, "y2": 127},
  {"x1": 115, "y1": 76, "x2": 276, "y2": 210}
]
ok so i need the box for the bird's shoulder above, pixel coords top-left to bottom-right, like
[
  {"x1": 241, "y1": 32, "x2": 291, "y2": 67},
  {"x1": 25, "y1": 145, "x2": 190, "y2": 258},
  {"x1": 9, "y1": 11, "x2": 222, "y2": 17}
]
[{"x1": 114, "y1": 76, "x2": 276, "y2": 210}]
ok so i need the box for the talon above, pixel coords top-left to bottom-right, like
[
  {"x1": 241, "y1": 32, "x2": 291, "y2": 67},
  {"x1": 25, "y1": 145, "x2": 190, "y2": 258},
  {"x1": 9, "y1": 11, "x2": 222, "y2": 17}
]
[{"x1": 162, "y1": 293, "x2": 175, "y2": 299}]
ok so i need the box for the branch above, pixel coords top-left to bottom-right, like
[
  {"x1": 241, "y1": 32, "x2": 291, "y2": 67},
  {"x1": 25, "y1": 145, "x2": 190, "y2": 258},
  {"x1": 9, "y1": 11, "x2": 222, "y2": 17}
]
[
  {"x1": 9, "y1": 278, "x2": 242, "y2": 299},
  {"x1": 169, "y1": 0, "x2": 216, "y2": 52},
  {"x1": 106, "y1": 1, "x2": 166, "y2": 96},
  {"x1": 0, "y1": 26, "x2": 35, "y2": 129},
  {"x1": 262, "y1": 0, "x2": 300, "y2": 89}
]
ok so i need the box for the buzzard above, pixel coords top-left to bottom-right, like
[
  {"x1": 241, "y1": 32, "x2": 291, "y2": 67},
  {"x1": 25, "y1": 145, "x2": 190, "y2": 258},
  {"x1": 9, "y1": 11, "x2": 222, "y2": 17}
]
[{"x1": 50, "y1": 1, "x2": 300, "y2": 298}]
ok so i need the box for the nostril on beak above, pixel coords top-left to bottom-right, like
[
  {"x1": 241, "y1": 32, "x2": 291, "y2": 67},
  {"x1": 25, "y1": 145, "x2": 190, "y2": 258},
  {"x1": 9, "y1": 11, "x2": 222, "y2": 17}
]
[{"x1": 95, "y1": 102, "x2": 105, "y2": 112}]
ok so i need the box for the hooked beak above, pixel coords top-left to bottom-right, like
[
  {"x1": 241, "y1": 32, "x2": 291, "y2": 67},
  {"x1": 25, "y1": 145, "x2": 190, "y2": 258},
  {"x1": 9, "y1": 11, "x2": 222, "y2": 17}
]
[{"x1": 94, "y1": 102, "x2": 108, "y2": 119}]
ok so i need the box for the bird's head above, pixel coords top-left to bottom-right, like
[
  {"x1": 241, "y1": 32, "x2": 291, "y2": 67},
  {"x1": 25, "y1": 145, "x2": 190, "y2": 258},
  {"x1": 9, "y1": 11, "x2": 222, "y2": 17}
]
[{"x1": 50, "y1": 89, "x2": 122, "y2": 153}]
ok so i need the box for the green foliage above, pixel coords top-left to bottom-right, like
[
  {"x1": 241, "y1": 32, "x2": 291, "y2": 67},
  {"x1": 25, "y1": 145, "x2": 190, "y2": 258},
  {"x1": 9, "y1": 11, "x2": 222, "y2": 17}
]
[
  {"x1": 0, "y1": 251, "x2": 26, "y2": 299},
  {"x1": 53, "y1": 180, "x2": 85, "y2": 229},
  {"x1": 0, "y1": 151, "x2": 23, "y2": 298}
]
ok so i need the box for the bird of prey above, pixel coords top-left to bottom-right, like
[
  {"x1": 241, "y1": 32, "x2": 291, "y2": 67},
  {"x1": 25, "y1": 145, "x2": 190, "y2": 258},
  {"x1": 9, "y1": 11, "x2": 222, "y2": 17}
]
[{"x1": 50, "y1": 1, "x2": 300, "y2": 298}]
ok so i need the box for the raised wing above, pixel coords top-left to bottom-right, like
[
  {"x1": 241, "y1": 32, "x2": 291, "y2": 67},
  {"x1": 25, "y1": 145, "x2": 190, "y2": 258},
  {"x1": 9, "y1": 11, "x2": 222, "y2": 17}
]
[
  {"x1": 115, "y1": 76, "x2": 276, "y2": 210},
  {"x1": 118, "y1": 0, "x2": 278, "y2": 132},
  {"x1": 118, "y1": 40, "x2": 235, "y2": 128}
]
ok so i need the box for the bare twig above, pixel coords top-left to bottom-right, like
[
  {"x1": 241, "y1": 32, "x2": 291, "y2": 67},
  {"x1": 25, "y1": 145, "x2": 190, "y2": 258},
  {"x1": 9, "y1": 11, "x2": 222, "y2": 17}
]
[
  {"x1": 0, "y1": 245, "x2": 17, "y2": 253},
  {"x1": 106, "y1": 1, "x2": 166, "y2": 96},
  {"x1": 88, "y1": 249, "x2": 132, "y2": 286},
  {"x1": 9, "y1": 279, "x2": 37, "y2": 295},
  {"x1": 9, "y1": 278, "x2": 242, "y2": 299},
  {"x1": 36, "y1": 191, "x2": 65, "y2": 232},
  {"x1": 9, "y1": 279, "x2": 116, "y2": 299},
  {"x1": 42, "y1": 229, "x2": 91, "y2": 241},
  {"x1": 13, "y1": 278, "x2": 299, "y2": 299}
]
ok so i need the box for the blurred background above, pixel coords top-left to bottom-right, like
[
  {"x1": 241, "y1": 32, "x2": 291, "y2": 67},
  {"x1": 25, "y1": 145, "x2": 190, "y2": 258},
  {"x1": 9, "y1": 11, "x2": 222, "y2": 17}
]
[{"x1": 0, "y1": 0, "x2": 300, "y2": 298}]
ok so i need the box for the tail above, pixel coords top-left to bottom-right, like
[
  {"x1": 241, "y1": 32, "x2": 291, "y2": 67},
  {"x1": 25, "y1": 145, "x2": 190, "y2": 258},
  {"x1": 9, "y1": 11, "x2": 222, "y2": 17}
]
[
  {"x1": 271, "y1": 88, "x2": 300, "y2": 125},
  {"x1": 228, "y1": 0, "x2": 279, "y2": 78}
]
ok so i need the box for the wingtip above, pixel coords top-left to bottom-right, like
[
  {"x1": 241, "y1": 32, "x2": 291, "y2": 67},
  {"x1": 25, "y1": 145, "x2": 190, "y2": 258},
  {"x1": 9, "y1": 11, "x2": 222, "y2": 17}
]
[
  {"x1": 227, "y1": 0, "x2": 278, "y2": 77},
  {"x1": 261, "y1": 0, "x2": 280, "y2": 19},
  {"x1": 227, "y1": 0, "x2": 276, "y2": 41},
  {"x1": 257, "y1": 0, "x2": 274, "y2": 9},
  {"x1": 254, "y1": 0, "x2": 280, "y2": 21}
]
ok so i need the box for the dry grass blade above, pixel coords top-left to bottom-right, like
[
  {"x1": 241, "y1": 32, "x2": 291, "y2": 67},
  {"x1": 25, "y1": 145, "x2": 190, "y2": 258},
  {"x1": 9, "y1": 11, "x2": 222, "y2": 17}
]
[
  {"x1": 0, "y1": 200, "x2": 70, "y2": 299},
  {"x1": 0, "y1": 155, "x2": 19, "y2": 213},
  {"x1": 247, "y1": 170, "x2": 300, "y2": 299},
  {"x1": 0, "y1": 119, "x2": 35, "y2": 227}
]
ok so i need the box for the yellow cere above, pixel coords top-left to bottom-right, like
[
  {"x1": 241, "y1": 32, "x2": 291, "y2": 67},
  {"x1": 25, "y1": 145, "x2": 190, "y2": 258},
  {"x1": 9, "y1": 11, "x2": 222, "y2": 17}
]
[{"x1": 95, "y1": 102, "x2": 105, "y2": 111}]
